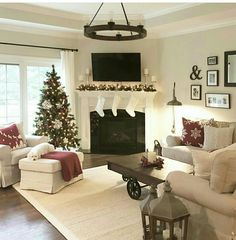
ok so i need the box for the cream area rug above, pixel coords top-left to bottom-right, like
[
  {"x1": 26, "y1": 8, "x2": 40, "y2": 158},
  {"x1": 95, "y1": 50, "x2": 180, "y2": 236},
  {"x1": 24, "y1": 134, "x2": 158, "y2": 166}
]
[{"x1": 13, "y1": 166, "x2": 143, "y2": 240}]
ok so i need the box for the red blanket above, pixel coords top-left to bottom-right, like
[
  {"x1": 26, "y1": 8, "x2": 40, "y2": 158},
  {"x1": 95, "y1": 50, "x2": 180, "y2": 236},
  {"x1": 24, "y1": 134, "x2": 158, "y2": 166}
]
[{"x1": 41, "y1": 151, "x2": 82, "y2": 182}]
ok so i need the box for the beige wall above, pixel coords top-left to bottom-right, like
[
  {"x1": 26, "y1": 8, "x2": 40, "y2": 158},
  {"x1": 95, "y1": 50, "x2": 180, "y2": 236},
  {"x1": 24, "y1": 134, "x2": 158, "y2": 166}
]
[{"x1": 157, "y1": 25, "x2": 236, "y2": 142}]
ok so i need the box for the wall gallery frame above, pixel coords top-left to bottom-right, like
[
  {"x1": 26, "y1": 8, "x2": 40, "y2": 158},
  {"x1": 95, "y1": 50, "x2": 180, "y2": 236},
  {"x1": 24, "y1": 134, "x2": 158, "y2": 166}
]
[
  {"x1": 191, "y1": 84, "x2": 201, "y2": 100},
  {"x1": 205, "y1": 93, "x2": 230, "y2": 109},
  {"x1": 207, "y1": 56, "x2": 218, "y2": 65},
  {"x1": 207, "y1": 70, "x2": 219, "y2": 86}
]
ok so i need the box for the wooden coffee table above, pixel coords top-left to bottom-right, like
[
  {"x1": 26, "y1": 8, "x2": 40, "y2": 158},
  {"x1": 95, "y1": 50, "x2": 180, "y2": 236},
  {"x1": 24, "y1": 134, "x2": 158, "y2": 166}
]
[{"x1": 107, "y1": 152, "x2": 193, "y2": 200}]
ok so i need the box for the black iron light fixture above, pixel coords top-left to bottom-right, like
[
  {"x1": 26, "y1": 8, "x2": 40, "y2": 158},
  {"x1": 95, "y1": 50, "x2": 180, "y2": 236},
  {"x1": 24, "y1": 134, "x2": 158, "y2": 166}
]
[
  {"x1": 167, "y1": 82, "x2": 182, "y2": 134},
  {"x1": 84, "y1": 3, "x2": 147, "y2": 41}
]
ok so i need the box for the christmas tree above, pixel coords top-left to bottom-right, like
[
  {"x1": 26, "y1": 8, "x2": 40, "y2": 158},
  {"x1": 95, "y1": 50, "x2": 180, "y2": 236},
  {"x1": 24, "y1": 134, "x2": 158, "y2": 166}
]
[{"x1": 34, "y1": 65, "x2": 80, "y2": 150}]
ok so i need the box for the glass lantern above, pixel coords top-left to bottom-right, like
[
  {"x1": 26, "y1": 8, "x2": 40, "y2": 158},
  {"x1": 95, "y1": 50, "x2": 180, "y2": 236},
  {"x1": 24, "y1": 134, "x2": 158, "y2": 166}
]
[
  {"x1": 148, "y1": 181, "x2": 190, "y2": 240},
  {"x1": 140, "y1": 185, "x2": 157, "y2": 239}
]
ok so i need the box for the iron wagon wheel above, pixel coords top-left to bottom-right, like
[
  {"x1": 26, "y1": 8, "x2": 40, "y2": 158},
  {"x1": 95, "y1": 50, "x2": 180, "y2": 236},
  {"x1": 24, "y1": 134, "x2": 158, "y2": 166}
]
[
  {"x1": 122, "y1": 175, "x2": 129, "y2": 182},
  {"x1": 127, "y1": 180, "x2": 141, "y2": 200}
]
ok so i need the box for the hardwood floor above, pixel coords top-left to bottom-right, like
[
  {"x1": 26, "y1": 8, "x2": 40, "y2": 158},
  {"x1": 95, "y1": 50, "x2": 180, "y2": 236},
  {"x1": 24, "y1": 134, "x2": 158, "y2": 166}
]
[{"x1": 0, "y1": 153, "x2": 117, "y2": 240}]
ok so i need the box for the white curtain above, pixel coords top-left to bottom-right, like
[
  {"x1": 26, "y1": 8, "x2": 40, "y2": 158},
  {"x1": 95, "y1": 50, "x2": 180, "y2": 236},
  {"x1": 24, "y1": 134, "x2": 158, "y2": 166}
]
[{"x1": 60, "y1": 50, "x2": 76, "y2": 115}]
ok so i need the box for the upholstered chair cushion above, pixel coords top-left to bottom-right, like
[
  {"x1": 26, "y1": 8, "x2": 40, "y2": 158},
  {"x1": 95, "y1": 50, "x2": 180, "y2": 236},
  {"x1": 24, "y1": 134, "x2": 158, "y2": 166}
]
[{"x1": 210, "y1": 150, "x2": 236, "y2": 193}]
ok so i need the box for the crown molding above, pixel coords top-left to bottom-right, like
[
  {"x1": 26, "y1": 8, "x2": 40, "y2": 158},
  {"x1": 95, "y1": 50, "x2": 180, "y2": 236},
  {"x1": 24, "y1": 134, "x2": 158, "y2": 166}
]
[
  {"x1": 144, "y1": 3, "x2": 202, "y2": 19},
  {"x1": 0, "y1": 22, "x2": 80, "y2": 39},
  {"x1": 152, "y1": 18, "x2": 236, "y2": 39}
]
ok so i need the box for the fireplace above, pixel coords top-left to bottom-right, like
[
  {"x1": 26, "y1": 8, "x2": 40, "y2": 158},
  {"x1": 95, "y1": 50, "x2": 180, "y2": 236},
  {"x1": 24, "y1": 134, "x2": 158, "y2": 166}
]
[{"x1": 90, "y1": 110, "x2": 145, "y2": 154}]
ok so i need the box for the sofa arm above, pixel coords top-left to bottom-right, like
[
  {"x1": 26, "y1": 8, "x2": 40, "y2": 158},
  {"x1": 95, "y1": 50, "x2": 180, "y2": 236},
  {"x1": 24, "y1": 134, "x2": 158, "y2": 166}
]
[
  {"x1": 166, "y1": 135, "x2": 182, "y2": 147},
  {"x1": 0, "y1": 144, "x2": 11, "y2": 164},
  {"x1": 26, "y1": 135, "x2": 49, "y2": 147},
  {"x1": 165, "y1": 171, "x2": 236, "y2": 217}
]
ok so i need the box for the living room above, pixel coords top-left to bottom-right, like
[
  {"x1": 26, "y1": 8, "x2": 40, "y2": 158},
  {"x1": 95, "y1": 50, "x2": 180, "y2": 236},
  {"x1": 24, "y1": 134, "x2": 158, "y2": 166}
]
[{"x1": 1, "y1": 2, "x2": 236, "y2": 240}]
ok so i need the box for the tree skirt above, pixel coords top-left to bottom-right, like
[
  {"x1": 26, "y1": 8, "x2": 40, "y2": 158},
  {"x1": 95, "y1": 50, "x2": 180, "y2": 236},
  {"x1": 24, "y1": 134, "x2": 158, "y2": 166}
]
[{"x1": 14, "y1": 166, "x2": 143, "y2": 240}]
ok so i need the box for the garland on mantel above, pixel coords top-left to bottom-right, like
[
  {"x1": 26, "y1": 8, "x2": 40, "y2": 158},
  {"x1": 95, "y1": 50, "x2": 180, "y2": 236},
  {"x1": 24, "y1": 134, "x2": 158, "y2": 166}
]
[{"x1": 76, "y1": 83, "x2": 156, "y2": 92}]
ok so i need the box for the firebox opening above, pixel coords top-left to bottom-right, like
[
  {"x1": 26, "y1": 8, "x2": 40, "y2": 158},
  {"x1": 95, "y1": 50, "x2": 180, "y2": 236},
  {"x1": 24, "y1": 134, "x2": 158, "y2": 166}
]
[{"x1": 90, "y1": 109, "x2": 145, "y2": 154}]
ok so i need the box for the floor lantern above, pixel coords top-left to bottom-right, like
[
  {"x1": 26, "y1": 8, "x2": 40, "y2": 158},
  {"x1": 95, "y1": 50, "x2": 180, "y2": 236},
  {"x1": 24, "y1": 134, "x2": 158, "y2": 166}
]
[
  {"x1": 140, "y1": 185, "x2": 157, "y2": 239},
  {"x1": 148, "y1": 181, "x2": 190, "y2": 240}
]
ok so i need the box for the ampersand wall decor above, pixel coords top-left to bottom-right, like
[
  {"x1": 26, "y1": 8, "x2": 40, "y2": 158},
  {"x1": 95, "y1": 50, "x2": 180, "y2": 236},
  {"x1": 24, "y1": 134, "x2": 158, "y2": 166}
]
[{"x1": 190, "y1": 65, "x2": 203, "y2": 80}]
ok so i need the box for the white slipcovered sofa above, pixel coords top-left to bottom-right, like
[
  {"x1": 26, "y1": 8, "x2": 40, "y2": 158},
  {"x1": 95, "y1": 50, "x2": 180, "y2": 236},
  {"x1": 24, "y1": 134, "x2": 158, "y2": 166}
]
[{"x1": 162, "y1": 121, "x2": 236, "y2": 165}]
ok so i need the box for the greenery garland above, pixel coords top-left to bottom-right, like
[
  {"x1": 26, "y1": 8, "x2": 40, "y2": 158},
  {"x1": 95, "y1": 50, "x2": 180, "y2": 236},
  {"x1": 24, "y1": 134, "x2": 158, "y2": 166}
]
[{"x1": 76, "y1": 83, "x2": 156, "y2": 92}]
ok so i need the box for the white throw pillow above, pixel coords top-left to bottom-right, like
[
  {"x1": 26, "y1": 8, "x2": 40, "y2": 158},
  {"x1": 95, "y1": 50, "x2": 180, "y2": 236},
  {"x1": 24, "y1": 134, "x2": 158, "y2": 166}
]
[
  {"x1": 191, "y1": 143, "x2": 236, "y2": 179},
  {"x1": 210, "y1": 150, "x2": 236, "y2": 193},
  {"x1": 203, "y1": 126, "x2": 234, "y2": 151}
]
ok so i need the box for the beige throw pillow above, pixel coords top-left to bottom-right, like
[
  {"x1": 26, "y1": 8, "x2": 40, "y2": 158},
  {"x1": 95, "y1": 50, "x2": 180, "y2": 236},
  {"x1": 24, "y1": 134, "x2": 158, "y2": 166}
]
[
  {"x1": 210, "y1": 150, "x2": 236, "y2": 193},
  {"x1": 191, "y1": 148, "x2": 224, "y2": 180},
  {"x1": 203, "y1": 126, "x2": 234, "y2": 151},
  {"x1": 191, "y1": 143, "x2": 236, "y2": 180}
]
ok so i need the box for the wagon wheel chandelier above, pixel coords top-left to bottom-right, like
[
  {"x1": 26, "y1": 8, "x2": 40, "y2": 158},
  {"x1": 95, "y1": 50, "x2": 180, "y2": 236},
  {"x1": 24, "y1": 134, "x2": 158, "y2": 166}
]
[{"x1": 84, "y1": 3, "x2": 147, "y2": 41}]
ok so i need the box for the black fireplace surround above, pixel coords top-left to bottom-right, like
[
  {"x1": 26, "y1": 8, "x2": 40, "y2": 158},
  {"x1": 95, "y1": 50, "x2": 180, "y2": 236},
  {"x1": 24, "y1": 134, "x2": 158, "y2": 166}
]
[{"x1": 90, "y1": 110, "x2": 145, "y2": 154}]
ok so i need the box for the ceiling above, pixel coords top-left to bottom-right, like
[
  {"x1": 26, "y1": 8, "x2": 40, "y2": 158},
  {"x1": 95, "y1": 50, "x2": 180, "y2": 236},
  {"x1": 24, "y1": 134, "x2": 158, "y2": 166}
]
[{"x1": 1, "y1": 2, "x2": 236, "y2": 39}]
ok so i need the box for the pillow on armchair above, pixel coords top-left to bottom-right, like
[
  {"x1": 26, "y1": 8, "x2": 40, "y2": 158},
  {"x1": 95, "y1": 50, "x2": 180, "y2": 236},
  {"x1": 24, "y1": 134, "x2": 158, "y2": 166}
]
[
  {"x1": 0, "y1": 124, "x2": 26, "y2": 150},
  {"x1": 191, "y1": 143, "x2": 236, "y2": 180},
  {"x1": 210, "y1": 150, "x2": 236, "y2": 193}
]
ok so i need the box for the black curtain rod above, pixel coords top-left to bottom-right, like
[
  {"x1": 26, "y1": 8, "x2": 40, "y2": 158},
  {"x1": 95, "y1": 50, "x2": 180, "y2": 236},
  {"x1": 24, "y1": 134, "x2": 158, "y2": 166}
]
[{"x1": 0, "y1": 42, "x2": 78, "y2": 52}]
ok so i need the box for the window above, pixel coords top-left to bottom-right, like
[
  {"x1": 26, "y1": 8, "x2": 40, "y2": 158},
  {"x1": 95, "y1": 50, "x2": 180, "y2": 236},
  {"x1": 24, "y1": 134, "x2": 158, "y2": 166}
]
[
  {"x1": 0, "y1": 64, "x2": 20, "y2": 124},
  {"x1": 0, "y1": 55, "x2": 60, "y2": 133},
  {"x1": 27, "y1": 66, "x2": 51, "y2": 133}
]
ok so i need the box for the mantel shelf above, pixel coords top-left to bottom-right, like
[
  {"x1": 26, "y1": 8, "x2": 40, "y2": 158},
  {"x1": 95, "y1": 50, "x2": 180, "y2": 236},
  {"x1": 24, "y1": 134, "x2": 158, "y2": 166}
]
[{"x1": 76, "y1": 90, "x2": 157, "y2": 98}]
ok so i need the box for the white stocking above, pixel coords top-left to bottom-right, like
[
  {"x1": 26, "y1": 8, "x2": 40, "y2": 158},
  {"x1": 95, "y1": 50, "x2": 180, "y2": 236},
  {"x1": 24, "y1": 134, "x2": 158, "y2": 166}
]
[
  {"x1": 112, "y1": 94, "x2": 121, "y2": 116},
  {"x1": 126, "y1": 94, "x2": 139, "y2": 117},
  {"x1": 95, "y1": 96, "x2": 105, "y2": 117}
]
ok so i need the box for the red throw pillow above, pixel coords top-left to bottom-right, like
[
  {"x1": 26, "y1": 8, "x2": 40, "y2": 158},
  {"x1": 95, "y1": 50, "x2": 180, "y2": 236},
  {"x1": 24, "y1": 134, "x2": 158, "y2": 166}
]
[
  {"x1": 181, "y1": 118, "x2": 204, "y2": 147},
  {"x1": 0, "y1": 124, "x2": 26, "y2": 149}
]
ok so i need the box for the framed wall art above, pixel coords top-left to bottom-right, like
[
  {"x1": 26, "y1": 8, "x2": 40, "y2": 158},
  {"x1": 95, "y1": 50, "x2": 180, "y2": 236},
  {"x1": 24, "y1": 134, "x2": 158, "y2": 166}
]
[
  {"x1": 207, "y1": 70, "x2": 219, "y2": 86},
  {"x1": 191, "y1": 84, "x2": 201, "y2": 100},
  {"x1": 205, "y1": 93, "x2": 230, "y2": 109},
  {"x1": 207, "y1": 56, "x2": 218, "y2": 65}
]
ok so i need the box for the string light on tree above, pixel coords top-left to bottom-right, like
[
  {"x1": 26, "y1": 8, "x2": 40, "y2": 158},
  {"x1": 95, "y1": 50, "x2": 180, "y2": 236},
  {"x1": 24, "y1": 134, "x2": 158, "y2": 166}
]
[{"x1": 34, "y1": 65, "x2": 80, "y2": 150}]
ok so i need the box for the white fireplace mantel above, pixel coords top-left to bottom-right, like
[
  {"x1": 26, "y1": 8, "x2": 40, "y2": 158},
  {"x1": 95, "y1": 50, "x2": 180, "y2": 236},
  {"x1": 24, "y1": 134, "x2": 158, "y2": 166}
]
[{"x1": 76, "y1": 90, "x2": 157, "y2": 151}]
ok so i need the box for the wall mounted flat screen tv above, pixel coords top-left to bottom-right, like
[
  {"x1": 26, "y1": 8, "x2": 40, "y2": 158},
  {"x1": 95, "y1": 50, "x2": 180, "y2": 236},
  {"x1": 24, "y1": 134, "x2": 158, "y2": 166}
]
[{"x1": 92, "y1": 53, "x2": 141, "y2": 82}]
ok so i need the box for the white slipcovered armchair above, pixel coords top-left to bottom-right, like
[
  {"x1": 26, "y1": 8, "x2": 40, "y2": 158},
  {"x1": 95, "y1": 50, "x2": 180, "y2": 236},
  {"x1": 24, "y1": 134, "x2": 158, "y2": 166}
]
[{"x1": 0, "y1": 123, "x2": 48, "y2": 187}]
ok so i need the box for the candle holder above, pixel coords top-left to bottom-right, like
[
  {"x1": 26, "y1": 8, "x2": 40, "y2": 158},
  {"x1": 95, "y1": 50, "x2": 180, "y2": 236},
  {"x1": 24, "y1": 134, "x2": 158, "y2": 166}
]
[
  {"x1": 85, "y1": 68, "x2": 90, "y2": 85},
  {"x1": 144, "y1": 68, "x2": 149, "y2": 84}
]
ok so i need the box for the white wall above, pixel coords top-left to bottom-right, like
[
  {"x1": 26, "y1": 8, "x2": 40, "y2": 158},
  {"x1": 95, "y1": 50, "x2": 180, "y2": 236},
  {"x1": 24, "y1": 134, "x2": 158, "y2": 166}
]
[{"x1": 156, "y1": 25, "x2": 236, "y2": 142}]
